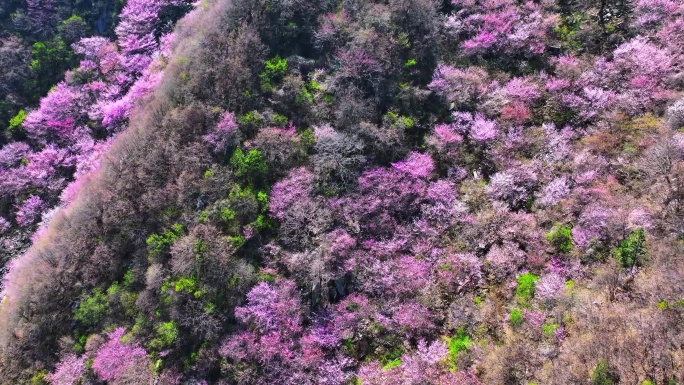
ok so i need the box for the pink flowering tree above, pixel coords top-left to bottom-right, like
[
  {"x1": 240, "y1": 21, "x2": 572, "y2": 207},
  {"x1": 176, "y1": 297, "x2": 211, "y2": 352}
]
[
  {"x1": 341, "y1": 152, "x2": 434, "y2": 237},
  {"x1": 14, "y1": 195, "x2": 45, "y2": 227},
  {"x1": 48, "y1": 354, "x2": 87, "y2": 385},
  {"x1": 485, "y1": 241, "x2": 526, "y2": 281},
  {"x1": 436, "y1": 252, "x2": 484, "y2": 294},
  {"x1": 333, "y1": 48, "x2": 383, "y2": 88},
  {"x1": 0, "y1": 217, "x2": 10, "y2": 234},
  {"x1": 220, "y1": 279, "x2": 348, "y2": 384},
  {"x1": 445, "y1": 0, "x2": 558, "y2": 57},
  {"x1": 270, "y1": 166, "x2": 333, "y2": 249},
  {"x1": 22, "y1": 82, "x2": 86, "y2": 145},
  {"x1": 92, "y1": 328, "x2": 152, "y2": 382},
  {"x1": 486, "y1": 163, "x2": 539, "y2": 209},
  {"x1": 422, "y1": 180, "x2": 467, "y2": 230},
  {"x1": 534, "y1": 273, "x2": 566, "y2": 305},
  {"x1": 391, "y1": 152, "x2": 434, "y2": 179},
  {"x1": 537, "y1": 177, "x2": 571, "y2": 207},
  {"x1": 428, "y1": 65, "x2": 488, "y2": 109},
  {"x1": 0, "y1": 143, "x2": 30, "y2": 169},
  {"x1": 358, "y1": 340, "x2": 483, "y2": 385},
  {"x1": 634, "y1": 0, "x2": 683, "y2": 28},
  {"x1": 437, "y1": 112, "x2": 497, "y2": 143},
  {"x1": 584, "y1": 36, "x2": 674, "y2": 112},
  {"x1": 428, "y1": 123, "x2": 464, "y2": 153},
  {"x1": 204, "y1": 112, "x2": 240, "y2": 155}
]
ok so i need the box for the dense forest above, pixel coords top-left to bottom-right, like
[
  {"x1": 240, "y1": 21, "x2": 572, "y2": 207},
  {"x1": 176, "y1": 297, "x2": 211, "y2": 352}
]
[
  {"x1": 0, "y1": 0, "x2": 122, "y2": 135},
  {"x1": 2, "y1": 0, "x2": 684, "y2": 384},
  {"x1": 0, "y1": 0, "x2": 191, "y2": 263}
]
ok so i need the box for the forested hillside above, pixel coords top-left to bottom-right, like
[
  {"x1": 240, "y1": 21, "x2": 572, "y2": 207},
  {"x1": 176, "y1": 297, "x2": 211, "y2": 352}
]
[
  {"x1": 0, "y1": 0, "x2": 123, "y2": 134},
  {"x1": 2, "y1": 0, "x2": 684, "y2": 384},
  {"x1": 0, "y1": 0, "x2": 191, "y2": 263}
]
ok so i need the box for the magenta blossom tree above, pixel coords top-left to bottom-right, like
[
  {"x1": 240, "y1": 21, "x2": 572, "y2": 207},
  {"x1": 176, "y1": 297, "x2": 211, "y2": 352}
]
[{"x1": 92, "y1": 328, "x2": 151, "y2": 382}]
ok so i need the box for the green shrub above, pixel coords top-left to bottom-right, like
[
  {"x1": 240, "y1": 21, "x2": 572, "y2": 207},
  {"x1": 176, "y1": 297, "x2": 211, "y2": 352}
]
[
  {"x1": 156, "y1": 321, "x2": 179, "y2": 347},
  {"x1": 263, "y1": 56, "x2": 288, "y2": 77},
  {"x1": 220, "y1": 208, "x2": 236, "y2": 222},
  {"x1": 149, "y1": 320, "x2": 179, "y2": 350},
  {"x1": 259, "y1": 56, "x2": 288, "y2": 92},
  {"x1": 542, "y1": 323, "x2": 558, "y2": 338},
  {"x1": 74, "y1": 288, "x2": 109, "y2": 327},
  {"x1": 516, "y1": 273, "x2": 540, "y2": 307},
  {"x1": 154, "y1": 359, "x2": 164, "y2": 373},
  {"x1": 383, "y1": 111, "x2": 414, "y2": 129},
  {"x1": 174, "y1": 277, "x2": 197, "y2": 293},
  {"x1": 204, "y1": 302, "x2": 216, "y2": 314},
  {"x1": 252, "y1": 214, "x2": 270, "y2": 231},
  {"x1": 230, "y1": 235, "x2": 246, "y2": 248},
  {"x1": 73, "y1": 333, "x2": 88, "y2": 353},
  {"x1": 8, "y1": 110, "x2": 27, "y2": 133},
  {"x1": 591, "y1": 360, "x2": 618, "y2": 385},
  {"x1": 546, "y1": 224, "x2": 573, "y2": 253},
  {"x1": 257, "y1": 191, "x2": 269, "y2": 212},
  {"x1": 238, "y1": 111, "x2": 262, "y2": 129},
  {"x1": 147, "y1": 224, "x2": 184, "y2": 257},
  {"x1": 26, "y1": 38, "x2": 75, "y2": 101},
  {"x1": 509, "y1": 309, "x2": 523, "y2": 326},
  {"x1": 378, "y1": 345, "x2": 403, "y2": 367},
  {"x1": 444, "y1": 328, "x2": 471, "y2": 369},
  {"x1": 613, "y1": 228, "x2": 646, "y2": 268},
  {"x1": 554, "y1": 13, "x2": 587, "y2": 52},
  {"x1": 307, "y1": 80, "x2": 321, "y2": 91},
  {"x1": 301, "y1": 128, "x2": 315, "y2": 148},
  {"x1": 193, "y1": 240, "x2": 208, "y2": 258},
  {"x1": 382, "y1": 358, "x2": 401, "y2": 371},
  {"x1": 297, "y1": 85, "x2": 314, "y2": 105},
  {"x1": 271, "y1": 113, "x2": 289, "y2": 126},
  {"x1": 31, "y1": 370, "x2": 48, "y2": 385},
  {"x1": 230, "y1": 148, "x2": 268, "y2": 185},
  {"x1": 258, "y1": 270, "x2": 277, "y2": 283}
]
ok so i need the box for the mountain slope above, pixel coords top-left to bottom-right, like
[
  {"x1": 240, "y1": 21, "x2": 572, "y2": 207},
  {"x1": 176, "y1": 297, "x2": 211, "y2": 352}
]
[{"x1": 2, "y1": 0, "x2": 684, "y2": 384}]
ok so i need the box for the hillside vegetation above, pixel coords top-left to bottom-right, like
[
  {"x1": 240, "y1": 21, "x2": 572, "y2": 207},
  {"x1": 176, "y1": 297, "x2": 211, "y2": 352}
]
[{"x1": 2, "y1": 0, "x2": 684, "y2": 384}]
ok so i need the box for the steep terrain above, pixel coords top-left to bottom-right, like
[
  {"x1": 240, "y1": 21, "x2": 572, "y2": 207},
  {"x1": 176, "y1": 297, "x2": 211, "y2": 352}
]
[
  {"x1": 3, "y1": 0, "x2": 684, "y2": 384},
  {"x1": 0, "y1": 0, "x2": 192, "y2": 264}
]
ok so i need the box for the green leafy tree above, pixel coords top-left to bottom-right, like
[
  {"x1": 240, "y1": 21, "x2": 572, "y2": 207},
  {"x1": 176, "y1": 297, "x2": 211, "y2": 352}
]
[
  {"x1": 444, "y1": 328, "x2": 471, "y2": 370},
  {"x1": 259, "y1": 56, "x2": 288, "y2": 92},
  {"x1": 613, "y1": 228, "x2": 647, "y2": 268},
  {"x1": 509, "y1": 309, "x2": 523, "y2": 326},
  {"x1": 230, "y1": 148, "x2": 268, "y2": 186},
  {"x1": 25, "y1": 38, "x2": 75, "y2": 102},
  {"x1": 147, "y1": 224, "x2": 184, "y2": 260},
  {"x1": 74, "y1": 288, "x2": 109, "y2": 327},
  {"x1": 591, "y1": 360, "x2": 619, "y2": 385},
  {"x1": 8, "y1": 109, "x2": 27, "y2": 135},
  {"x1": 546, "y1": 224, "x2": 573, "y2": 253},
  {"x1": 516, "y1": 273, "x2": 540, "y2": 307},
  {"x1": 149, "y1": 321, "x2": 179, "y2": 350}
]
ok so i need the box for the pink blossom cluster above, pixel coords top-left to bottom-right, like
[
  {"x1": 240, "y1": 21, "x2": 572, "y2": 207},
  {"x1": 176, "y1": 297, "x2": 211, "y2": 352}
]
[{"x1": 0, "y1": 0, "x2": 188, "y2": 234}]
